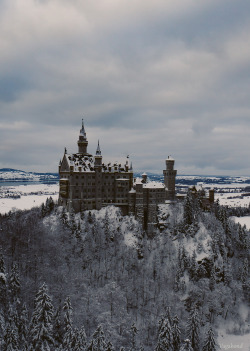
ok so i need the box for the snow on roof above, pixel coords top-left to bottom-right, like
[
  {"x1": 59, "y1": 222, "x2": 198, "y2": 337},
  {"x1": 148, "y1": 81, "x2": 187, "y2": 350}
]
[
  {"x1": 134, "y1": 177, "x2": 143, "y2": 184},
  {"x1": 64, "y1": 154, "x2": 132, "y2": 173},
  {"x1": 142, "y1": 172, "x2": 147, "y2": 176},
  {"x1": 66, "y1": 154, "x2": 95, "y2": 172},
  {"x1": 134, "y1": 177, "x2": 164, "y2": 188},
  {"x1": 144, "y1": 181, "x2": 165, "y2": 189},
  {"x1": 166, "y1": 155, "x2": 175, "y2": 161}
]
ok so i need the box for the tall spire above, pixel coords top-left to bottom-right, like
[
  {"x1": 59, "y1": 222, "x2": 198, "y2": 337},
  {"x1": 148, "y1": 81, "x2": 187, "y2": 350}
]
[
  {"x1": 96, "y1": 140, "x2": 101, "y2": 155},
  {"x1": 80, "y1": 118, "x2": 86, "y2": 139}
]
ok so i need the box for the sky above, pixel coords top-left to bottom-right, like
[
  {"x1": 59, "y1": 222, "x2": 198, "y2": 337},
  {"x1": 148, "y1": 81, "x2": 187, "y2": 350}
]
[{"x1": 0, "y1": 0, "x2": 250, "y2": 175}]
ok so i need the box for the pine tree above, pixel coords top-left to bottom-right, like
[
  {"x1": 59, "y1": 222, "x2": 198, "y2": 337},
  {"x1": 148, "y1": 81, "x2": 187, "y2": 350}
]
[
  {"x1": 186, "y1": 309, "x2": 200, "y2": 351},
  {"x1": 202, "y1": 325, "x2": 217, "y2": 351},
  {"x1": 88, "y1": 325, "x2": 106, "y2": 351},
  {"x1": 29, "y1": 283, "x2": 54, "y2": 351},
  {"x1": 9, "y1": 263, "x2": 20, "y2": 303},
  {"x1": 189, "y1": 250, "x2": 198, "y2": 280},
  {"x1": 70, "y1": 327, "x2": 87, "y2": 351},
  {"x1": 172, "y1": 315, "x2": 181, "y2": 351},
  {"x1": 130, "y1": 323, "x2": 138, "y2": 351},
  {"x1": 165, "y1": 306, "x2": 172, "y2": 326},
  {"x1": 71, "y1": 328, "x2": 80, "y2": 351},
  {"x1": 18, "y1": 304, "x2": 29, "y2": 350},
  {"x1": 184, "y1": 190, "x2": 194, "y2": 226},
  {"x1": 180, "y1": 339, "x2": 194, "y2": 351},
  {"x1": 209, "y1": 268, "x2": 216, "y2": 291},
  {"x1": 0, "y1": 249, "x2": 7, "y2": 309},
  {"x1": 63, "y1": 296, "x2": 74, "y2": 351},
  {"x1": 61, "y1": 207, "x2": 68, "y2": 225},
  {"x1": 4, "y1": 322, "x2": 18, "y2": 351},
  {"x1": 0, "y1": 308, "x2": 6, "y2": 341},
  {"x1": 78, "y1": 326, "x2": 87, "y2": 351},
  {"x1": 155, "y1": 318, "x2": 173, "y2": 351},
  {"x1": 53, "y1": 306, "x2": 63, "y2": 348},
  {"x1": 106, "y1": 340, "x2": 114, "y2": 351},
  {"x1": 241, "y1": 258, "x2": 249, "y2": 285}
]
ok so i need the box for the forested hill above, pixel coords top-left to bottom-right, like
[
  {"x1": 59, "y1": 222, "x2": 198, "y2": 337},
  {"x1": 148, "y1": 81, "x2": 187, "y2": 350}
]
[{"x1": 0, "y1": 194, "x2": 249, "y2": 350}]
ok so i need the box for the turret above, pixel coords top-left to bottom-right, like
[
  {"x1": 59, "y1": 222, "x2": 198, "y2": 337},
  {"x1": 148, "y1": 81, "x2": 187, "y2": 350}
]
[
  {"x1": 94, "y1": 140, "x2": 102, "y2": 210},
  {"x1": 142, "y1": 172, "x2": 147, "y2": 184},
  {"x1": 163, "y1": 155, "x2": 177, "y2": 200},
  {"x1": 77, "y1": 119, "x2": 88, "y2": 154},
  {"x1": 94, "y1": 140, "x2": 102, "y2": 167},
  {"x1": 209, "y1": 188, "x2": 215, "y2": 203}
]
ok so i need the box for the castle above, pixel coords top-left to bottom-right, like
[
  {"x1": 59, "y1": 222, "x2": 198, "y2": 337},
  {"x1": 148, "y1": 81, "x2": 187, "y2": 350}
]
[{"x1": 58, "y1": 121, "x2": 177, "y2": 230}]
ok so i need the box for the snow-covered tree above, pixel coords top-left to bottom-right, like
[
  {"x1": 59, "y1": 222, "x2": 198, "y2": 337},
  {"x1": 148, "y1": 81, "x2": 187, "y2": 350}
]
[
  {"x1": 69, "y1": 325, "x2": 87, "y2": 351},
  {"x1": 130, "y1": 323, "x2": 138, "y2": 351},
  {"x1": 9, "y1": 263, "x2": 20, "y2": 302},
  {"x1": 18, "y1": 304, "x2": 29, "y2": 350},
  {"x1": 180, "y1": 339, "x2": 194, "y2": 351},
  {"x1": 106, "y1": 340, "x2": 114, "y2": 351},
  {"x1": 77, "y1": 326, "x2": 87, "y2": 351},
  {"x1": 63, "y1": 296, "x2": 74, "y2": 351},
  {"x1": 155, "y1": 318, "x2": 173, "y2": 351},
  {"x1": 184, "y1": 190, "x2": 194, "y2": 226},
  {"x1": 241, "y1": 258, "x2": 249, "y2": 286},
  {"x1": 189, "y1": 250, "x2": 198, "y2": 280},
  {"x1": 209, "y1": 265, "x2": 216, "y2": 291},
  {"x1": 88, "y1": 325, "x2": 106, "y2": 351},
  {"x1": 202, "y1": 325, "x2": 217, "y2": 351},
  {"x1": 29, "y1": 283, "x2": 54, "y2": 351},
  {"x1": 172, "y1": 315, "x2": 181, "y2": 351},
  {"x1": 4, "y1": 322, "x2": 18, "y2": 351},
  {"x1": 0, "y1": 308, "x2": 6, "y2": 342},
  {"x1": 0, "y1": 250, "x2": 7, "y2": 309},
  {"x1": 53, "y1": 306, "x2": 63, "y2": 348},
  {"x1": 186, "y1": 309, "x2": 200, "y2": 351}
]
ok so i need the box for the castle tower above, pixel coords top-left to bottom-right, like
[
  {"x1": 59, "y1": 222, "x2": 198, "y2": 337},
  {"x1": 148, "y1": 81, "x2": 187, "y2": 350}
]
[
  {"x1": 77, "y1": 119, "x2": 88, "y2": 154},
  {"x1": 94, "y1": 140, "x2": 103, "y2": 210},
  {"x1": 163, "y1": 156, "x2": 177, "y2": 200}
]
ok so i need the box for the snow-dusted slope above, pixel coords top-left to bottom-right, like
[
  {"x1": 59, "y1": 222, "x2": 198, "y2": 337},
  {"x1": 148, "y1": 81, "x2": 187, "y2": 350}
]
[{"x1": 0, "y1": 168, "x2": 58, "y2": 182}]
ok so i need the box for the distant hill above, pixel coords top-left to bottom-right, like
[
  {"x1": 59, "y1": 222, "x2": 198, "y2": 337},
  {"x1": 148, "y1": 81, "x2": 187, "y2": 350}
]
[
  {"x1": 0, "y1": 168, "x2": 59, "y2": 183},
  {"x1": 134, "y1": 172, "x2": 250, "y2": 186},
  {"x1": 1, "y1": 169, "x2": 250, "y2": 187}
]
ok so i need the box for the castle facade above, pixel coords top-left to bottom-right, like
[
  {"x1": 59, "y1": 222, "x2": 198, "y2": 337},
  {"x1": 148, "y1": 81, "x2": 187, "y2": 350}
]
[{"x1": 59, "y1": 121, "x2": 177, "y2": 230}]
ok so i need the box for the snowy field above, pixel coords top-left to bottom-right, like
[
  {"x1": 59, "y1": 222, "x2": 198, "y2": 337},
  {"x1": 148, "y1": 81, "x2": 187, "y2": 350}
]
[
  {"x1": 0, "y1": 183, "x2": 58, "y2": 214},
  {"x1": 216, "y1": 192, "x2": 250, "y2": 207},
  {"x1": 1, "y1": 175, "x2": 250, "y2": 215},
  {"x1": 232, "y1": 216, "x2": 250, "y2": 230},
  {"x1": 218, "y1": 329, "x2": 250, "y2": 351}
]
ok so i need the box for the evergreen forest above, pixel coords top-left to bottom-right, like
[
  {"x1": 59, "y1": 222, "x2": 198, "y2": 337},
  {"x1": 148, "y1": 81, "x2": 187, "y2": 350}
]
[{"x1": 0, "y1": 192, "x2": 249, "y2": 351}]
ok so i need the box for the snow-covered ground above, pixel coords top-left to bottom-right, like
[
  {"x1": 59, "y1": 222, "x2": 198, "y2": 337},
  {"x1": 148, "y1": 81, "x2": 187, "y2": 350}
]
[
  {"x1": 216, "y1": 192, "x2": 250, "y2": 207},
  {"x1": 218, "y1": 329, "x2": 250, "y2": 351},
  {"x1": 232, "y1": 216, "x2": 250, "y2": 230},
  {"x1": 1, "y1": 173, "x2": 250, "y2": 215},
  {"x1": 0, "y1": 183, "x2": 58, "y2": 214}
]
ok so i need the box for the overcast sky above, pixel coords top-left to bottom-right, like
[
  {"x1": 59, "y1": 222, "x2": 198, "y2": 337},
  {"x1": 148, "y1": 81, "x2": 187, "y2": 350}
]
[{"x1": 1, "y1": 0, "x2": 250, "y2": 175}]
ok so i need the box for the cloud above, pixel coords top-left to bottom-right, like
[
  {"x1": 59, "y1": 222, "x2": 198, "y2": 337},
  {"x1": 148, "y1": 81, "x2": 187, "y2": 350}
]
[{"x1": 0, "y1": 0, "x2": 250, "y2": 175}]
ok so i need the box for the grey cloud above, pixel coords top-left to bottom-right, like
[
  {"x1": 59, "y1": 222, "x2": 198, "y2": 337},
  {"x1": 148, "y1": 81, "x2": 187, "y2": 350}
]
[{"x1": 0, "y1": 0, "x2": 250, "y2": 174}]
